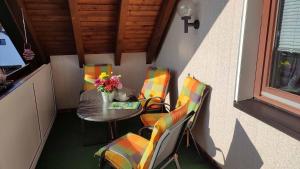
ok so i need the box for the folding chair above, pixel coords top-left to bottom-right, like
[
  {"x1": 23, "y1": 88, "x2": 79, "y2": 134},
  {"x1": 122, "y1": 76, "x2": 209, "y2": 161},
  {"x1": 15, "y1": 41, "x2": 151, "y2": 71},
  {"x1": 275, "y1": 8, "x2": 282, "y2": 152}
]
[
  {"x1": 139, "y1": 76, "x2": 210, "y2": 155},
  {"x1": 95, "y1": 98, "x2": 193, "y2": 169}
]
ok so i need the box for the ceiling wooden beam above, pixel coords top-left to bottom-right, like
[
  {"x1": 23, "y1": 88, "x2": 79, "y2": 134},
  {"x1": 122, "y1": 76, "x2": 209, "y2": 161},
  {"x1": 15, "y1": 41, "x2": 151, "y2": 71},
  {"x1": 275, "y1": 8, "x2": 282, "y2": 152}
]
[
  {"x1": 14, "y1": 0, "x2": 48, "y2": 64},
  {"x1": 146, "y1": 0, "x2": 179, "y2": 64},
  {"x1": 68, "y1": 0, "x2": 84, "y2": 67},
  {"x1": 115, "y1": 0, "x2": 129, "y2": 65}
]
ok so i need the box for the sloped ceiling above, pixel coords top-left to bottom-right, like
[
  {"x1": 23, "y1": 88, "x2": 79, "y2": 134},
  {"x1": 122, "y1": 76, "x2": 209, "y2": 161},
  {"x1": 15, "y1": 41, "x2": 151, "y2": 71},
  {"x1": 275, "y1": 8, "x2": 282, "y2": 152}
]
[
  {"x1": 20, "y1": 0, "x2": 178, "y2": 66},
  {"x1": 24, "y1": 0, "x2": 76, "y2": 55}
]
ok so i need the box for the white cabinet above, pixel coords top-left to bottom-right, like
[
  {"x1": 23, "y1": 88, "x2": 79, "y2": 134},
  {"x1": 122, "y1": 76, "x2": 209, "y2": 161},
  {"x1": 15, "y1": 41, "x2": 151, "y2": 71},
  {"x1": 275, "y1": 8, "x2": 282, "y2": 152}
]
[
  {"x1": 0, "y1": 64, "x2": 56, "y2": 169},
  {"x1": 0, "y1": 82, "x2": 41, "y2": 169},
  {"x1": 31, "y1": 65, "x2": 56, "y2": 139}
]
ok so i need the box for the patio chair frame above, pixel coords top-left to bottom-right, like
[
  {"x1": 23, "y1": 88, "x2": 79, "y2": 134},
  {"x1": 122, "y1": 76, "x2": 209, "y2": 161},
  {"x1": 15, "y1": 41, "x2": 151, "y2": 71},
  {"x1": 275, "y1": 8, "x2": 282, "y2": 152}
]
[
  {"x1": 139, "y1": 85, "x2": 211, "y2": 156},
  {"x1": 185, "y1": 86, "x2": 211, "y2": 153},
  {"x1": 98, "y1": 112, "x2": 195, "y2": 169}
]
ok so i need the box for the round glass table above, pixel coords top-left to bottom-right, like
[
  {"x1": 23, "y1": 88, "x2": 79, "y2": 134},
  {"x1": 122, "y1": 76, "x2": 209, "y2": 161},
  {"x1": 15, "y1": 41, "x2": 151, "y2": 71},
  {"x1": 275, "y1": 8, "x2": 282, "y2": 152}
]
[{"x1": 77, "y1": 89, "x2": 142, "y2": 143}]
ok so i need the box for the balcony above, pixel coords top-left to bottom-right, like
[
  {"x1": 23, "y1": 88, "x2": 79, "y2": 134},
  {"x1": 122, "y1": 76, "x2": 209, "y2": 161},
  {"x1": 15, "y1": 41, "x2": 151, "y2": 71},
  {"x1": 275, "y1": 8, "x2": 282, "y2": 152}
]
[{"x1": 0, "y1": 0, "x2": 299, "y2": 169}]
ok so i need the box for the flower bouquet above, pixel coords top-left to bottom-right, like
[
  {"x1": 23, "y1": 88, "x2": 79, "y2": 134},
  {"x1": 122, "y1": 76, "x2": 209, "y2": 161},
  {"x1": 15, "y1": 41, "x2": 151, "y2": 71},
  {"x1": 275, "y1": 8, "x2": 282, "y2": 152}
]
[{"x1": 94, "y1": 72, "x2": 123, "y2": 103}]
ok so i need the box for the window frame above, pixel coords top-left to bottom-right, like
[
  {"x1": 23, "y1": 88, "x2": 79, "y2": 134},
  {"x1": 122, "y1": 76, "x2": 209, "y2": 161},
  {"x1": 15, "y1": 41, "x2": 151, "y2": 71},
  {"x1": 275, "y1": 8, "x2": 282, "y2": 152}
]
[
  {"x1": 0, "y1": 0, "x2": 42, "y2": 82},
  {"x1": 254, "y1": 0, "x2": 300, "y2": 115}
]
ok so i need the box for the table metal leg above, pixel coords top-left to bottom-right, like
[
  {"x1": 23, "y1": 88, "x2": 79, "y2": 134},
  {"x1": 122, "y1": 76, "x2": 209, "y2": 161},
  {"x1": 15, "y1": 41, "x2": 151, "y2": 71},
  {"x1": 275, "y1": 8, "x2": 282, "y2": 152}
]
[
  {"x1": 107, "y1": 121, "x2": 118, "y2": 141},
  {"x1": 108, "y1": 122, "x2": 115, "y2": 140},
  {"x1": 81, "y1": 119, "x2": 86, "y2": 145},
  {"x1": 113, "y1": 121, "x2": 117, "y2": 138}
]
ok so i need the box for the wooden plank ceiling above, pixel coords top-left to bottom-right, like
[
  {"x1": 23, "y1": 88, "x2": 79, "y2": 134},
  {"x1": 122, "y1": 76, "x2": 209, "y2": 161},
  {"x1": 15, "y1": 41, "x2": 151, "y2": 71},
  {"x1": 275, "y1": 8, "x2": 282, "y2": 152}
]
[
  {"x1": 23, "y1": 0, "x2": 76, "y2": 55},
  {"x1": 21, "y1": 0, "x2": 177, "y2": 66}
]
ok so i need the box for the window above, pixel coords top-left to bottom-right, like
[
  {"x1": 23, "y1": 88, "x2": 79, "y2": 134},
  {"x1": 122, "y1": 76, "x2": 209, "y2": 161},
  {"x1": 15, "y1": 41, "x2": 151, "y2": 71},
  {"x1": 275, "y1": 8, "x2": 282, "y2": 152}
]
[
  {"x1": 0, "y1": 39, "x2": 6, "y2": 45},
  {"x1": 255, "y1": 0, "x2": 300, "y2": 115},
  {"x1": 0, "y1": 22, "x2": 25, "y2": 75}
]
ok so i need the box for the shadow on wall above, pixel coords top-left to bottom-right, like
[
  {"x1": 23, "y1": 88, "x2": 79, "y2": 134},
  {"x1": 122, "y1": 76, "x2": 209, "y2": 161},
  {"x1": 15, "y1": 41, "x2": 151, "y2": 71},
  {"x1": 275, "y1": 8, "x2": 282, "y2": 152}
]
[
  {"x1": 194, "y1": 93, "x2": 263, "y2": 169},
  {"x1": 223, "y1": 120, "x2": 263, "y2": 169},
  {"x1": 192, "y1": 87, "x2": 218, "y2": 158},
  {"x1": 156, "y1": 0, "x2": 229, "y2": 106}
]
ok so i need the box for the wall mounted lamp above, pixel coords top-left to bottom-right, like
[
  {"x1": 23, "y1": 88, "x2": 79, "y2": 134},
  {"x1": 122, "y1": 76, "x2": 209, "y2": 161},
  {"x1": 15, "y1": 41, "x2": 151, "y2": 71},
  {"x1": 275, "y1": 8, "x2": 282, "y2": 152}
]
[{"x1": 177, "y1": 0, "x2": 199, "y2": 33}]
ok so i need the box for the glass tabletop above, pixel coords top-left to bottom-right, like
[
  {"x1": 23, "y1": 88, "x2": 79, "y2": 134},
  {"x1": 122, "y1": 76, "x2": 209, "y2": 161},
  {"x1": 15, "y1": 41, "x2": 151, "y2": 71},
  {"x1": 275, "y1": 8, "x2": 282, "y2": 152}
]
[{"x1": 77, "y1": 89, "x2": 142, "y2": 122}]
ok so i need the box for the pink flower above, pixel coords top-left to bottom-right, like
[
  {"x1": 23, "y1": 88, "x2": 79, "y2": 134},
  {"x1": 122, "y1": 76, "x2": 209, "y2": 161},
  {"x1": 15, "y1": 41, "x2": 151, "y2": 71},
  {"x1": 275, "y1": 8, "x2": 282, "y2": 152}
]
[
  {"x1": 117, "y1": 83, "x2": 123, "y2": 89},
  {"x1": 94, "y1": 73, "x2": 123, "y2": 92}
]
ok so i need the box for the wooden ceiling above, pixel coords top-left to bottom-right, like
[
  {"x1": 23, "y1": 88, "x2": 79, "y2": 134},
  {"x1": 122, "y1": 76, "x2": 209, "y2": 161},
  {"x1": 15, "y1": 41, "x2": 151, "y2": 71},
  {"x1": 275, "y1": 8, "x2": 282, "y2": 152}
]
[
  {"x1": 23, "y1": 0, "x2": 76, "y2": 55},
  {"x1": 18, "y1": 0, "x2": 178, "y2": 66}
]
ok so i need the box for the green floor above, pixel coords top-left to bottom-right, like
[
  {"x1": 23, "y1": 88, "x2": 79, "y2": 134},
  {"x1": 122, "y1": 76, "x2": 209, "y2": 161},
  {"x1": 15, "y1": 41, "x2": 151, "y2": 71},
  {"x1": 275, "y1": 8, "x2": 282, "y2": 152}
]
[{"x1": 36, "y1": 113, "x2": 213, "y2": 169}]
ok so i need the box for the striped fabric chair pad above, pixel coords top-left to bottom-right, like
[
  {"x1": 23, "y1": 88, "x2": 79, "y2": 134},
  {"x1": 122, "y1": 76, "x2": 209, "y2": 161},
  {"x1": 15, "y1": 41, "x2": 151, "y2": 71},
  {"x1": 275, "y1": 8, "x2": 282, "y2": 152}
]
[
  {"x1": 95, "y1": 133, "x2": 149, "y2": 169},
  {"x1": 95, "y1": 99, "x2": 189, "y2": 169},
  {"x1": 83, "y1": 64, "x2": 112, "y2": 91},
  {"x1": 138, "y1": 100, "x2": 189, "y2": 168},
  {"x1": 138, "y1": 67, "x2": 170, "y2": 103},
  {"x1": 140, "y1": 76, "x2": 206, "y2": 127},
  {"x1": 140, "y1": 113, "x2": 165, "y2": 127},
  {"x1": 176, "y1": 76, "x2": 206, "y2": 113}
]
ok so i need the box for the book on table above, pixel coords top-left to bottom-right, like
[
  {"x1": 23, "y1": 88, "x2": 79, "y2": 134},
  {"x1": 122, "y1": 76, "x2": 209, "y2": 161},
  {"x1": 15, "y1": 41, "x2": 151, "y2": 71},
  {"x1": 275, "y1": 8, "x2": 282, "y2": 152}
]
[{"x1": 108, "y1": 102, "x2": 140, "y2": 110}]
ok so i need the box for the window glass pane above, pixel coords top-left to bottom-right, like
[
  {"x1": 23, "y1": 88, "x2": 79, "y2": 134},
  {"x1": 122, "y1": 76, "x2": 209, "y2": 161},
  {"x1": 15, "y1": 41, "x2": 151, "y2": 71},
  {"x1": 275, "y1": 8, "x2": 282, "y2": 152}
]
[
  {"x1": 0, "y1": 22, "x2": 25, "y2": 75},
  {"x1": 269, "y1": 0, "x2": 300, "y2": 96}
]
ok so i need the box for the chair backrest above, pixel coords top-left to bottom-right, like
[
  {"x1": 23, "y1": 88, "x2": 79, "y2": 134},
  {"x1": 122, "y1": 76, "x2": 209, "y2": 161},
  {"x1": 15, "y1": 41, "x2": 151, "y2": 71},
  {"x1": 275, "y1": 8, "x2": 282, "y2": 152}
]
[
  {"x1": 149, "y1": 112, "x2": 195, "y2": 169},
  {"x1": 138, "y1": 67, "x2": 170, "y2": 100},
  {"x1": 189, "y1": 86, "x2": 211, "y2": 130},
  {"x1": 137, "y1": 98, "x2": 189, "y2": 169},
  {"x1": 176, "y1": 76, "x2": 207, "y2": 113},
  {"x1": 83, "y1": 64, "x2": 112, "y2": 91}
]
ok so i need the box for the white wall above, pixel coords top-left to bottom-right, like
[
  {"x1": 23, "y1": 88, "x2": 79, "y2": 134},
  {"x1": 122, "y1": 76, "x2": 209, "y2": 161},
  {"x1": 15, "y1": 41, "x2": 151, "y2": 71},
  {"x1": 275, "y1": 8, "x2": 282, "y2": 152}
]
[
  {"x1": 51, "y1": 53, "x2": 150, "y2": 109},
  {"x1": 235, "y1": 0, "x2": 263, "y2": 101},
  {"x1": 85, "y1": 53, "x2": 148, "y2": 94},
  {"x1": 0, "y1": 32, "x2": 25, "y2": 66},
  {"x1": 51, "y1": 55, "x2": 82, "y2": 110},
  {"x1": 155, "y1": 0, "x2": 300, "y2": 169}
]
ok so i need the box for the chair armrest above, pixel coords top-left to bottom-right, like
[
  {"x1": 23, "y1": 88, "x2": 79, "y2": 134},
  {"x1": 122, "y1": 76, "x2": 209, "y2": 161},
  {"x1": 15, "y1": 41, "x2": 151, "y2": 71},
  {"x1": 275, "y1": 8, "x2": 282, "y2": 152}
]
[
  {"x1": 145, "y1": 102, "x2": 171, "y2": 112},
  {"x1": 143, "y1": 96, "x2": 164, "y2": 108},
  {"x1": 138, "y1": 126, "x2": 154, "y2": 135},
  {"x1": 99, "y1": 148, "x2": 135, "y2": 169}
]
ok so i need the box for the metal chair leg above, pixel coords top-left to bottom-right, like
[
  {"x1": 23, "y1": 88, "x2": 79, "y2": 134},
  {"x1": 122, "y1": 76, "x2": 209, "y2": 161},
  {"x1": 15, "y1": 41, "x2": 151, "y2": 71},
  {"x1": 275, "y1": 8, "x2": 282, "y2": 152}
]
[
  {"x1": 186, "y1": 129, "x2": 190, "y2": 148},
  {"x1": 113, "y1": 121, "x2": 117, "y2": 138},
  {"x1": 160, "y1": 154, "x2": 181, "y2": 169},
  {"x1": 189, "y1": 128, "x2": 202, "y2": 156},
  {"x1": 160, "y1": 156, "x2": 173, "y2": 169},
  {"x1": 174, "y1": 154, "x2": 181, "y2": 169}
]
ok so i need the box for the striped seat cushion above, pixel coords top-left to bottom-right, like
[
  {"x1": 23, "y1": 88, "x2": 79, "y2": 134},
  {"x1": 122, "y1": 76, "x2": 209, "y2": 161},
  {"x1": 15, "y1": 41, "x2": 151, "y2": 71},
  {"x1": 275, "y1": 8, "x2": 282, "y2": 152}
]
[
  {"x1": 95, "y1": 133, "x2": 149, "y2": 169},
  {"x1": 83, "y1": 64, "x2": 112, "y2": 91},
  {"x1": 138, "y1": 67, "x2": 170, "y2": 102},
  {"x1": 140, "y1": 113, "x2": 165, "y2": 126}
]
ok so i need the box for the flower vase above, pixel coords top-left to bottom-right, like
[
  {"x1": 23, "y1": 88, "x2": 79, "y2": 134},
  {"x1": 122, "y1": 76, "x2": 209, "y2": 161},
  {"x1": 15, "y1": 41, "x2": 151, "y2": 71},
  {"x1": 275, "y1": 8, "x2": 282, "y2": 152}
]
[{"x1": 101, "y1": 90, "x2": 115, "y2": 103}]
